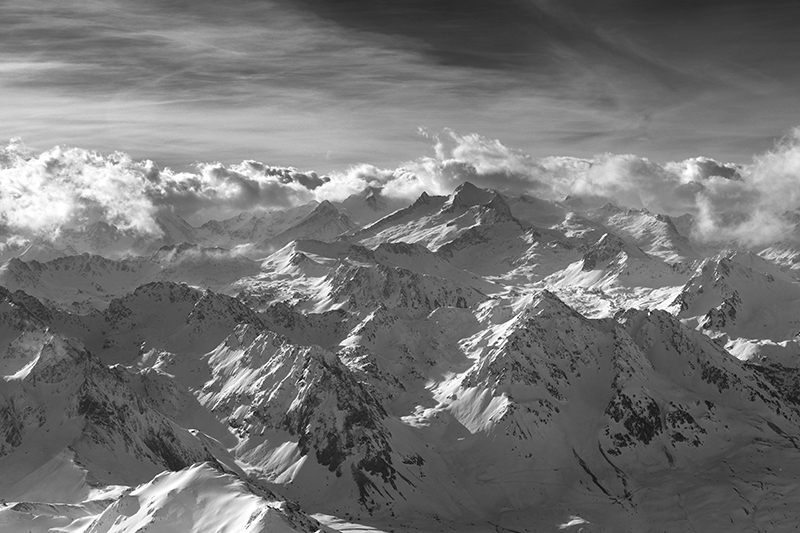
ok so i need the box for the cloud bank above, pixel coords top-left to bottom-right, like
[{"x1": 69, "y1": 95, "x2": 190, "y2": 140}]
[
  {"x1": 0, "y1": 140, "x2": 331, "y2": 237},
  {"x1": 3, "y1": 128, "x2": 800, "y2": 248},
  {"x1": 400, "y1": 129, "x2": 800, "y2": 247}
]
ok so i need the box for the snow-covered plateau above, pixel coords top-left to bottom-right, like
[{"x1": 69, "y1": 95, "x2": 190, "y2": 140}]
[{"x1": 4, "y1": 177, "x2": 800, "y2": 533}]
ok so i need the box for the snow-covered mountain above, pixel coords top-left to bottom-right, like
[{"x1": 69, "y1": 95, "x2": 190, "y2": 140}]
[
  {"x1": 583, "y1": 203, "x2": 698, "y2": 263},
  {"x1": 6, "y1": 180, "x2": 800, "y2": 532},
  {"x1": 0, "y1": 462, "x2": 329, "y2": 533},
  {"x1": 0, "y1": 293, "x2": 230, "y2": 503},
  {"x1": 260, "y1": 201, "x2": 358, "y2": 253},
  {"x1": 196, "y1": 203, "x2": 319, "y2": 249},
  {"x1": 0, "y1": 244, "x2": 261, "y2": 312},
  {"x1": 335, "y1": 186, "x2": 409, "y2": 225}
]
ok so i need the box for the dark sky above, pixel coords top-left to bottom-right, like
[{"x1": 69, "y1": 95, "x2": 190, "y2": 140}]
[{"x1": 2, "y1": 0, "x2": 799, "y2": 171}]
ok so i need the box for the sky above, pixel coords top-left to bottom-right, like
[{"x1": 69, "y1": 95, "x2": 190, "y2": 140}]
[{"x1": 3, "y1": 0, "x2": 800, "y2": 172}]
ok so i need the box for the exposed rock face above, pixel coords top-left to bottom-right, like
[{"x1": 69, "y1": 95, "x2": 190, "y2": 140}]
[
  {"x1": 0, "y1": 329, "x2": 226, "y2": 499},
  {"x1": 199, "y1": 326, "x2": 407, "y2": 511}
]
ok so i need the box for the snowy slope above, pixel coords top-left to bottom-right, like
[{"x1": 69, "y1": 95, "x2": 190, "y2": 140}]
[
  {"x1": 673, "y1": 251, "x2": 800, "y2": 341},
  {"x1": 584, "y1": 204, "x2": 698, "y2": 263},
  {"x1": 239, "y1": 238, "x2": 493, "y2": 317},
  {"x1": 354, "y1": 182, "x2": 520, "y2": 251},
  {"x1": 0, "y1": 463, "x2": 328, "y2": 533},
  {"x1": 262, "y1": 201, "x2": 359, "y2": 254},
  {"x1": 199, "y1": 325, "x2": 427, "y2": 514},
  {"x1": 83, "y1": 463, "x2": 326, "y2": 533},
  {"x1": 542, "y1": 232, "x2": 691, "y2": 317},
  {"x1": 0, "y1": 329, "x2": 231, "y2": 503}
]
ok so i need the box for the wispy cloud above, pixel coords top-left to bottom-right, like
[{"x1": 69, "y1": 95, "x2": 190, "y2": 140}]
[
  {"x1": 0, "y1": 0, "x2": 800, "y2": 176},
  {"x1": 5, "y1": 0, "x2": 800, "y2": 171}
]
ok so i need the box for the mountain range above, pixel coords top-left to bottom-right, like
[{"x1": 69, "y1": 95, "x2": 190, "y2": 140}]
[{"x1": 2, "y1": 182, "x2": 800, "y2": 532}]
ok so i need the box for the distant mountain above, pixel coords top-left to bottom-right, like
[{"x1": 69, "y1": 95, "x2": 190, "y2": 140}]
[
  {"x1": 673, "y1": 251, "x2": 800, "y2": 344},
  {"x1": 584, "y1": 204, "x2": 698, "y2": 263},
  {"x1": 261, "y1": 201, "x2": 358, "y2": 253},
  {"x1": 354, "y1": 182, "x2": 520, "y2": 250},
  {"x1": 196, "y1": 202, "x2": 318, "y2": 248},
  {"x1": 0, "y1": 244, "x2": 260, "y2": 311},
  {"x1": 335, "y1": 186, "x2": 409, "y2": 225},
  {"x1": 58, "y1": 208, "x2": 198, "y2": 257}
]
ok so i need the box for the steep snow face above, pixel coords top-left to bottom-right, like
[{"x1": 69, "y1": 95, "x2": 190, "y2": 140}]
[
  {"x1": 0, "y1": 463, "x2": 327, "y2": 533},
  {"x1": 673, "y1": 251, "x2": 800, "y2": 342},
  {"x1": 354, "y1": 184, "x2": 520, "y2": 251},
  {"x1": 244, "y1": 238, "x2": 497, "y2": 312},
  {"x1": 340, "y1": 305, "x2": 479, "y2": 405},
  {"x1": 605, "y1": 308, "x2": 798, "y2": 464},
  {"x1": 0, "y1": 331, "x2": 228, "y2": 503},
  {"x1": 585, "y1": 204, "x2": 698, "y2": 263},
  {"x1": 261, "y1": 201, "x2": 358, "y2": 254},
  {"x1": 313, "y1": 262, "x2": 486, "y2": 317},
  {"x1": 442, "y1": 181, "x2": 496, "y2": 211},
  {"x1": 542, "y1": 232, "x2": 691, "y2": 318},
  {"x1": 580, "y1": 232, "x2": 649, "y2": 271},
  {"x1": 354, "y1": 191, "x2": 448, "y2": 241},
  {"x1": 390, "y1": 290, "x2": 800, "y2": 526},
  {"x1": 83, "y1": 463, "x2": 325, "y2": 533},
  {"x1": 199, "y1": 326, "x2": 419, "y2": 513}
]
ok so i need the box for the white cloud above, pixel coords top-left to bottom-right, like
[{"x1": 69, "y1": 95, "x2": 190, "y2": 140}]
[
  {"x1": 5, "y1": 127, "x2": 800, "y2": 249},
  {"x1": 0, "y1": 142, "x2": 160, "y2": 237},
  {"x1": 399, "y1": 128, "x2": 800, "y2": 247},
  {"x1": 0, "y1": 140, "x2": 331, "y2": 237}
]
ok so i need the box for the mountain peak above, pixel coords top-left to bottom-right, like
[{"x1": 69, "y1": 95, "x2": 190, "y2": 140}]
[
  {"x1": 363, "y1": 185, "x2": 382, "y2": 198},
  {"x1": 521, "y1": 288, "x2": 581, "y2": 320},
  {"x1": 314, "y1": 199, "x2": 338, "y2": 214},
  {"x1": 480, "y1": 191, "x2": 514, "y2": 220},
  {"x1": 411, "y1": 191, "x2": 432, "y2": 206},
  {"x1": 581, "y1": 232, "x2": 624, "y2": 266},
  {"x1": 445, "y1": 181, "x2": 496, "y2": 210},
  {"x1": 580, "y1": 232, "x2": 647, "y2": 270}
]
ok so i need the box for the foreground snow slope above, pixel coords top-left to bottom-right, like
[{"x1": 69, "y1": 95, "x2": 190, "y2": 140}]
[{"x1": 0, "y1": 463, "x2": 328, "y2": 533}]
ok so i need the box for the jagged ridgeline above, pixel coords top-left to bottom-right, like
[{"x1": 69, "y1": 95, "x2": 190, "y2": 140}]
[{"x1": 3, "y1": 182, "x2": 800, "y2": 532}]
